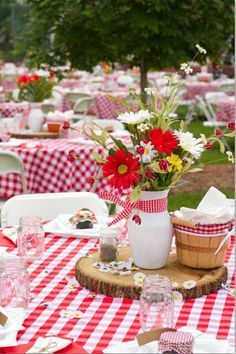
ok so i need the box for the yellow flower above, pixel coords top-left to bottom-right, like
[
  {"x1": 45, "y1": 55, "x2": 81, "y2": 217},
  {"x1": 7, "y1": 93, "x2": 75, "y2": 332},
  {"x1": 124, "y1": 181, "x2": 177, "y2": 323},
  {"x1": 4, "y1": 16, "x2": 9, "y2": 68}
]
[{"x1": 167, "y1": 154, "x2": 183, "y2": 172}]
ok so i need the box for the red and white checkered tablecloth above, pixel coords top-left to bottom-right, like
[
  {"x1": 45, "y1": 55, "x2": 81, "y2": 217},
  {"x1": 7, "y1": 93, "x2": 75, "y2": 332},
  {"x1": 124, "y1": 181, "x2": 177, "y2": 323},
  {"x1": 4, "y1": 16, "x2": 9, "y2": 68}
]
[
  {"x1": 216, "y1": 97, "x2": 235, "y2": 122},
  {"x1": 185, "y1": 82, "x2": 219, "y2": 100},
  {"x1": 7, "y1": 235, "x2": 235, "y2": 353},
  {"x1": 61, "y1": 90, "x2": 130, "y2": 119},
  {"x1": 0, "y1": 139, "x2": 112, "y2": 198},
  {"x1": 0, "y1": 102, "x2": 29, "y2": 118}
]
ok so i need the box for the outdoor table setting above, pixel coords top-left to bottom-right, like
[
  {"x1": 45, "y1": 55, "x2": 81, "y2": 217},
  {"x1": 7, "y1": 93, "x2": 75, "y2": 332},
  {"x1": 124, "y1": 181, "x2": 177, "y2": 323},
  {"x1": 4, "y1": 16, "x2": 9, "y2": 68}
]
[
  {"x1": 0, "y1": 190, "x2": 234, "y2": 354},
  {"x1": 0, "y1": 138, "x2": 107, "y2": 198}
]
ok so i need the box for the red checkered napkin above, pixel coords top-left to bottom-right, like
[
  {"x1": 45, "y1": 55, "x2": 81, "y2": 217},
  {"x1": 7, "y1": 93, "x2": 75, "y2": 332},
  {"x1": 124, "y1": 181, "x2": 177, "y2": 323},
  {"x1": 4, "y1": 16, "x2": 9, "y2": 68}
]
[{"x1": 158, "y1": 331, "x2": 194, "y2": 354}]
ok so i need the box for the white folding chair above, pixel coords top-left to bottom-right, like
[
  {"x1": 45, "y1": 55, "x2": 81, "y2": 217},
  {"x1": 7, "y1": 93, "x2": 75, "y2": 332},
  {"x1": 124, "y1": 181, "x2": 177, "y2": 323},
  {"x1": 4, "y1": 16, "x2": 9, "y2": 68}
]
[
  {"x1": 195, "y1": 95, "x2": 227, "y2": 128},
  {"x1": 0, "y1": 151, "x2": 27, "y2": 194},
  {"x1": 218, "y1": 83, "x2": 234, "y2": 94},
  {"x1": 1, "y1": 192, "x2": 108, "y2": 227},
  {"x1": 66, "y1": 92, "x2": 91, "y2": 103},
  {"x1": 205, "y1": 92, "x2": 227, "y2": 104}
]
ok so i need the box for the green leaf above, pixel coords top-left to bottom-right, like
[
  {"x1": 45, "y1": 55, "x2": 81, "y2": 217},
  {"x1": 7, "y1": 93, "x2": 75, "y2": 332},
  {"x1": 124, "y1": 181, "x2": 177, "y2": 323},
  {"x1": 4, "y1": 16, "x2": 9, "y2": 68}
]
[
  {"x1": 92, "y1": 151, "x2": 105, "y2": 164},
  {"x1": 109, "y1": 134, "x2": 128, "y2": 152},
  {"x1": 107, "y1": 95, "x2": 132, "y2": 110},
  {"x1": 130, "y1": 185, "x2": 141, "y2": 203}
]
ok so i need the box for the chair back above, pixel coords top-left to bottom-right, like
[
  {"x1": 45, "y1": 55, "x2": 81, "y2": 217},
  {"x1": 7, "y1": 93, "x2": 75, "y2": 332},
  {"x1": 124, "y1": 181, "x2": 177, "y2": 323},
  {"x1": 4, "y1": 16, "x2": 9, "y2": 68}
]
[
  {"x1": 66, "y1": 92, "x2": 91, "y2": 103},
  {"x1": 1, "y1": 192, "x2": 108, "y2": 227},
  {"x1": 205, "y1": 92, "x2": 227, "y2": 104},
  {"x1": 0, "y1": 150, "x2": 27, "y2": 194},
  {"x1": 218, "y1": 84, "x2": 234, "y2": 93},
  {"x1": 73, "y1": 97, "x2": 94, "y2": 114}
]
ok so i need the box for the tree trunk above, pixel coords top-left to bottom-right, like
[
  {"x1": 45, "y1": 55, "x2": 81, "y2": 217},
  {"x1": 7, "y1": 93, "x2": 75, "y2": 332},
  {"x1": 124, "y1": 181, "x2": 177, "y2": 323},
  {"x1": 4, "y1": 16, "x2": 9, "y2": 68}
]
[{"x1": 140, "y1": 60, "x2": 148, "y2": 103}]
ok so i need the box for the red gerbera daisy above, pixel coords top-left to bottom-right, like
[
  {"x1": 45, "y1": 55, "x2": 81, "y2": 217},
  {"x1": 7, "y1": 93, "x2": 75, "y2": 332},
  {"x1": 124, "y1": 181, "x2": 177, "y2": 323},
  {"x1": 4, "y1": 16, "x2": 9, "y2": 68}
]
[
  {"x1": 149, "y1": 128, "x2": 178, "y2": 155},
  {"x1": 102, "y1": 150, "x2": 140, "y2": 189}
]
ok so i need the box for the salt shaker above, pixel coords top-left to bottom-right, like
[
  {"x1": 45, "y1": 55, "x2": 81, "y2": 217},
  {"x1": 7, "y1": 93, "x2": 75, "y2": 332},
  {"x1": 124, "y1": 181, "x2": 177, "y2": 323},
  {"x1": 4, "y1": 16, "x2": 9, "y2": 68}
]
[
  {"x1": 99, "y1": 228, "x2": 118, "y2": 262},
  {"x1": 139, "y1": 275, "x2": 174, "y2": 331}
]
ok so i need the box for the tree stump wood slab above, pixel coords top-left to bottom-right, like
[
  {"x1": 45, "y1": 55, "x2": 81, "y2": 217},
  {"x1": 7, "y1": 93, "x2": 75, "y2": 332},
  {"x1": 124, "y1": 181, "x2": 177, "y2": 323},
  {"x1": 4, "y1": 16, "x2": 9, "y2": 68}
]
[
  {"x1": 10, "y1": 131, "x2": 59, "y2": 139},
  {"x1": 75, "y1": 247, "x2": 227, "y2": 300}
]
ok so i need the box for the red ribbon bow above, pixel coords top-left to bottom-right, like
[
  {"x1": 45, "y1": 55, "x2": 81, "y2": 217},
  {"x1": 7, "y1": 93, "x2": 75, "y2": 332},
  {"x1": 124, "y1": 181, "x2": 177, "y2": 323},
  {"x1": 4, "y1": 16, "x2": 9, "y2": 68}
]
[{"x1": 100, "y1": 191, "x2": 168, "y2": 226}]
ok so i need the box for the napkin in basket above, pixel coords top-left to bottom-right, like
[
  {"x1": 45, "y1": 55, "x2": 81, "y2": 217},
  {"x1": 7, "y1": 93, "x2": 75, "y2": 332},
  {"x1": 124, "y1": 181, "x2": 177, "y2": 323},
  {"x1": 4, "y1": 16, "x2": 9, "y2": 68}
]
[{"x1": 174, "y1": 186, "x2": 234, "y2": 224}]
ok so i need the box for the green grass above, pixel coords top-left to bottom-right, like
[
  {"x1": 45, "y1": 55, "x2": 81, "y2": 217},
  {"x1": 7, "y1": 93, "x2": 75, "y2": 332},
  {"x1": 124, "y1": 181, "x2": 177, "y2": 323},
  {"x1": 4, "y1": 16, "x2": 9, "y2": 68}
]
[{"x1": 168, "y1": 189, "x2": 235, "y2": 211}]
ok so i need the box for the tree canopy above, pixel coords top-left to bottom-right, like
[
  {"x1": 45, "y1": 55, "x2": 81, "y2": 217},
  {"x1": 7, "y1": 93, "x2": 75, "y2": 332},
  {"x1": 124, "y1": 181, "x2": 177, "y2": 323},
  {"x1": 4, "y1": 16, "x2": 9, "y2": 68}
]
[{"x1": 19, "y1": 0, "x2": 234, "y2": 90}]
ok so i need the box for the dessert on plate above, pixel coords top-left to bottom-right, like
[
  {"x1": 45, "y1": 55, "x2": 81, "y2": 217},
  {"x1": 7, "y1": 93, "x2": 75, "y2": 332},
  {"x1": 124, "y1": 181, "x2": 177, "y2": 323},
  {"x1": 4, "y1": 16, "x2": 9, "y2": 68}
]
[{"x1": 69, "y1": 208, "x2": 97, "y2": 229}]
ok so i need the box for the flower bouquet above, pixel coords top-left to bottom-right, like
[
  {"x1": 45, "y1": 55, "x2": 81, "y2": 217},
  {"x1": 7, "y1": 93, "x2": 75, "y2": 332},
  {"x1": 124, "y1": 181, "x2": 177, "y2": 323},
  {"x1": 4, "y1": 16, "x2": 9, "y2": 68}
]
[
  {"x1": 16, "y1": 71, "x2": 57, "y2": 132},
  {"x1": 64, "y1": 45, "x2": 235, "y2": 269},
  {"x1": 17, "y1": 71, "x2": 56, "y2": 103}
]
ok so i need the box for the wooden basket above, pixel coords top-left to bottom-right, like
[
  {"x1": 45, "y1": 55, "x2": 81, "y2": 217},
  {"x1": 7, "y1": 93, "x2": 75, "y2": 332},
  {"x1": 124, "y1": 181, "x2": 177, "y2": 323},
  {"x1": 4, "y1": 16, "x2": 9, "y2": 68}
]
[{"x1": 171, "y1": 216, "x2": 233, "y2": 269}]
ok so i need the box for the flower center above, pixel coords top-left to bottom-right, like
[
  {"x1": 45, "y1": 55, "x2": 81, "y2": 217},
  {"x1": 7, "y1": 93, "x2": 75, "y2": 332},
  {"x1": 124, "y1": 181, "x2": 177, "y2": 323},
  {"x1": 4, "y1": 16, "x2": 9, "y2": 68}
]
[
  {"x1": 118, "y1": 164, "x2": 128, "y2": 174},
  {"x1": 144, "y1": 147, "x2": 150, "y2": 155}
]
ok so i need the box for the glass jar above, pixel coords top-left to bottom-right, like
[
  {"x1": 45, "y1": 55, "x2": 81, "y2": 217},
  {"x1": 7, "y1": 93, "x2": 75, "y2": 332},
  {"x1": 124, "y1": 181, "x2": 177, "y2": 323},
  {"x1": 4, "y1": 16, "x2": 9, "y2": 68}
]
[
  {"x1": 139, "y1": 275, "x2": 174, "y2": 331},
  {"x1": 17, "y1": 215, "x2": 45, "y2": 261},
  {"x1": 0, "y1": 255, "x2": 30, "y2": 308},
  {"x1": 99, "y1": 229, "x2": 118, "y2": 262}
]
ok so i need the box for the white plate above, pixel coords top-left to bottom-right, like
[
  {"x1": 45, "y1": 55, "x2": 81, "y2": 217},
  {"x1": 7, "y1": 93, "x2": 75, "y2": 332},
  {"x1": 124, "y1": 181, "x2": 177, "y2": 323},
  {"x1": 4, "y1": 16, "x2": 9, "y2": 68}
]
[
  {"x1": 43, "y1": 214, "x2": 108, "y2": 238},
  {"x1": 103, "y1": 327, "x2": 234, "y2": 354}
]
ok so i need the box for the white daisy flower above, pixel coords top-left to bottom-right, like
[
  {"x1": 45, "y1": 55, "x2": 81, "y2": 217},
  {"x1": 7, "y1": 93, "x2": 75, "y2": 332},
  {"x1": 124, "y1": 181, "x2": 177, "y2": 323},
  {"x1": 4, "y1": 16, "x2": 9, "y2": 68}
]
[
  {"x1": 117, "y1": 110, "x2": 152, "y2": 125},
  {"x1": 134, "y1": 277, "x2": 145, "y2": 287},
  {"x1": 139, "y1": 141, "x2": 155, "y2": 163},
  {"x1": 226, "y1": 151, "x2": 235, "y2": 163},
  {"x1": 180, "y1": 63, "x2": 193, "y2": 75},
  {"x1": 73, "y1": 311, "x2": 83, "y2": 319},
  {"x1": 65, "y1": 277, "x2": 79, "y2": 291},
  {"x1": 196, "y1": 44, "x2": 207, "y2": 54},
  {"x1": 144, "y1": 87, "x2": 157, "y2": 95},
  {"x1": 175, "y1": 130, "x2": 204, "y2": 159},
  {"x1": 172, "y1": 291, "x2": 183, "y2": 303},
  {"x1": 172, "y1": 282, "x2": 179, "y2": 288},
  {"x1": 134, "y1": 272, "x2": 146, "y2": 281},
  {"x1": 137, "y1": 122, "x2": 152, "y2": 132},
  {"x1": 183, "y1": 280, "x2": 197, "y2": 289}
]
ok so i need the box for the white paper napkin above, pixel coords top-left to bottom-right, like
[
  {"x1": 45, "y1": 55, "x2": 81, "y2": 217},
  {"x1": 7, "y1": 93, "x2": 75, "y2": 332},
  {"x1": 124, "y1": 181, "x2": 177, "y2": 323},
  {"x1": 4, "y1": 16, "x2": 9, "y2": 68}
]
[
  {"x1": 26, "y1": 336, "x2": 72, "y2": 353},
  {"x1": 174, "y1": 187, "x2": 234, "y2": 224},
  {"x1": 2, "y1": 227, "x2": 18, "y2": 245},
  {"x1": 0, "y1": 307, "x2": 26, "y2": 347}
]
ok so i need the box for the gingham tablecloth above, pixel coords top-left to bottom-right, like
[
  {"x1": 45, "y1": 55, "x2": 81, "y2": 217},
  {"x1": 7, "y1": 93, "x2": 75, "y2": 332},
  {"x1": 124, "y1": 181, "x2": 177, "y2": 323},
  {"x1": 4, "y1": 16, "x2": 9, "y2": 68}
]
[
  {"x1": 185, "y1": 82, "x2": 219, "y2": 100},
  {"x1": 216, "y1": 97, "x2": 235, "y2": 122},
  {"x1": 0, "y1": 102, "x2": 29, "y2": 118},
  {"x1": 61, "y1": 90, "x2": 130, "y2": 119},
  {"x1": 0, "y1": 139, "x2": 110, "y2": 198},
  {"x1": 7, "y1": 235, "x2": 235, "y2": 353}
]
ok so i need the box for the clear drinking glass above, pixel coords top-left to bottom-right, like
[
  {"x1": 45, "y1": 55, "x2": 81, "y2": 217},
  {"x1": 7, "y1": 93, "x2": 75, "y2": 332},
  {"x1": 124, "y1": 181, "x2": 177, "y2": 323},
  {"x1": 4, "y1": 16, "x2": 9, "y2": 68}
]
[
  {"x1": 17, "y1": 215, "x2": 45, "y2": 261},
  {"x1": 0, "y1": 255, "x2": 30, "y2": 308},
  {"x1": 139, "y1": 275, "x2": 174, "y2": 331}
]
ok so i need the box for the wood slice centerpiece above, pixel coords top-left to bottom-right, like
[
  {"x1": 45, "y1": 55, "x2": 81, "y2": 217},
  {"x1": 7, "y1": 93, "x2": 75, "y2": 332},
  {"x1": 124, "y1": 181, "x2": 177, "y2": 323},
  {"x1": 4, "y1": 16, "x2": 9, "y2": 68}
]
[
  {"x1": 75, "y1": 247, "x2": 227, "y2": 300},
  {"x1": 10, "y1": 131, "x2": 60, "y2": 139}
]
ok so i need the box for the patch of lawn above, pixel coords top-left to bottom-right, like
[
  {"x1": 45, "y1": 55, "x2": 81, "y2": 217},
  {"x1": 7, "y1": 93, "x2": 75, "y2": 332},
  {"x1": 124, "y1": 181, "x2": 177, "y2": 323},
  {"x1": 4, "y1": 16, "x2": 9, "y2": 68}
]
[{"x1": 168, "y1": 189, "x2": 235, "y2": 211}]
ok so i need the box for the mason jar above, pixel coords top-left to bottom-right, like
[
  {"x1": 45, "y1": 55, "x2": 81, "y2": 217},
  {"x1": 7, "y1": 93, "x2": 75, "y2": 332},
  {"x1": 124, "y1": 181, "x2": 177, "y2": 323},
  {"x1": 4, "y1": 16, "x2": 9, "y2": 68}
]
[
  {"x1": 99, "y1": 228, "x2": 118, "y2": 262},
  {"x1": 139, "y1": 275, "x2": 174, "y2": 331},
  {"x1": 17, "y1": 215, "x2": 45, "y2": 261},
  {"x1": 0, "y1": 255, "x2": 30, "y2": 308}
]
